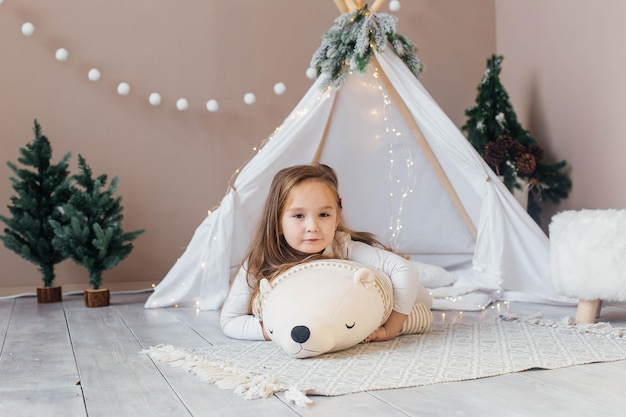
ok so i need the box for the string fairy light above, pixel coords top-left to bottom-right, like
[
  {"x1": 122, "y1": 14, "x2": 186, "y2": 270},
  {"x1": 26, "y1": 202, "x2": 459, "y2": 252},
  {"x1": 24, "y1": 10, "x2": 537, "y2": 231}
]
[{"x1": 370, "y1": 65, "x2": 416, "y2": 250}]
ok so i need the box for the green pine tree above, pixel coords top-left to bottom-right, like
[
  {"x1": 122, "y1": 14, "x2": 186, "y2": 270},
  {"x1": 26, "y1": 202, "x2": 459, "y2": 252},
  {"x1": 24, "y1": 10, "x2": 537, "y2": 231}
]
[
  {"x1": 50, "y1": 155, "x2": 144, "y2": 289},
  {"x1": 462, "y1": 54, "x2": 572, "y2": 225},
  {"x1": 0, "y1": 120, "x2": 71, "y2": 287}
]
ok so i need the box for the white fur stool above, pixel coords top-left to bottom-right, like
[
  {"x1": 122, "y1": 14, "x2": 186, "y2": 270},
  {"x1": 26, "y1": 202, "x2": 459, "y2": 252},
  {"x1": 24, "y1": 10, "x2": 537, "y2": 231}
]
[{"x1": 550, "y1": 209, "x2": 626, "y2": 323}]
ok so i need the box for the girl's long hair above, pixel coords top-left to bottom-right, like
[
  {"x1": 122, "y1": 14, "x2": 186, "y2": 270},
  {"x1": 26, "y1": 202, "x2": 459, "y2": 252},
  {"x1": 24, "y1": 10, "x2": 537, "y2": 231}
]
[{"x1": 243, "y1": 164, "x2": 387, "y2": 306}]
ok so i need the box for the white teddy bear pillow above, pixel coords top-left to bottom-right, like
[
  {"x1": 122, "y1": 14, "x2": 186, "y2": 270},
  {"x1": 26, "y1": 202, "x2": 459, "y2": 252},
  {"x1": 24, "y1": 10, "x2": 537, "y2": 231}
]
[{"x1": 256, "y1": 260, "x2": 391, "y2": 358}]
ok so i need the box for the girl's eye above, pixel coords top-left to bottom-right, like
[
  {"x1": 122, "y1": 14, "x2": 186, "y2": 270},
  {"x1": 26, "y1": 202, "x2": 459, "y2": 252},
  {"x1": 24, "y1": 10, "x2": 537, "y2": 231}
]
[
  {"x1": 320, "y1": 212, "x2": 330, "y2": 218},
  {"x1": 293, "y1": 214, "x2": 304, "y2": 219}
]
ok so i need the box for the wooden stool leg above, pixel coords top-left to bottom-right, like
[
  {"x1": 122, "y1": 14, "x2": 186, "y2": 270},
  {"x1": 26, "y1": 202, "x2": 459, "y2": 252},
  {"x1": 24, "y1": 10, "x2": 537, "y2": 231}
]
[{"x1": 576, "y1": 299, "x2": 602, "y2": 323}]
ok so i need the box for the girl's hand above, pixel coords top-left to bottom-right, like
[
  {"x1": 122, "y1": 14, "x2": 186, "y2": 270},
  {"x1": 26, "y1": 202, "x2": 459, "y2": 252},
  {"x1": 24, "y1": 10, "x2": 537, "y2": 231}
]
[
  {"x1": 363, "y1": 311, "x2": 408, "y2": 343},
  {"x1": 364, "y1": 326, "x2": 387, "y2": 343},
  {"x1": 261, "y1": 321, "x2": 271, "y2": 340}
]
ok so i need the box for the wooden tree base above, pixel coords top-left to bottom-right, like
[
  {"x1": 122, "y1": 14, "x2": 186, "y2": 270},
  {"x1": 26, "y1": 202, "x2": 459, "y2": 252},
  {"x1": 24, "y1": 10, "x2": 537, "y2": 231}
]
[
  {"x1": 37, "y1": 286, "x2": 63, "y2": 303},
  {"x1": 84, "y1": 288, "x2": 110, "y2": 307}
]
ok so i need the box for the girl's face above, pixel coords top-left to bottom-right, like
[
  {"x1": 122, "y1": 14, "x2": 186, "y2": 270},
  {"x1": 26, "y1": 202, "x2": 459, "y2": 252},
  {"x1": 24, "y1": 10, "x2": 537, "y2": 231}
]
[{"x1": 280, "y1": 179, "x2": 339, "y2": 254}]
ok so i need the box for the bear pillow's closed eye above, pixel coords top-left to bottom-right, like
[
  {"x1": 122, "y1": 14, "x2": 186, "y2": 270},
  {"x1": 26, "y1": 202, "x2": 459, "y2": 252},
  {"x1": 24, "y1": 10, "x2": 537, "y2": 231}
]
[{"x1": 257, "y1": 260, "x2": 391, "y2": 358}]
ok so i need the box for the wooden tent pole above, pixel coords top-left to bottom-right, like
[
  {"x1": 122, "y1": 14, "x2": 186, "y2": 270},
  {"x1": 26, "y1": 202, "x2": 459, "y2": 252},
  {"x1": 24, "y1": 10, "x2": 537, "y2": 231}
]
[
  {"x1": 336, "y1": 1, "x2": 382, "y2": 14},
  {"x1": 312, "y1": 90, "x2": 340, "y2": 164},
  {"x1": 370, "y1": 0, "x2": 388, "y2": 12},
  {"x1": 344, "y1": 0, "x2": 359, "y2": 12},
  {"x1": 371, "y1": 55, "x2": 478, "y2": 239},
  {"x1": 333, "y1": 0, "x2": 349, "y2": 13}
]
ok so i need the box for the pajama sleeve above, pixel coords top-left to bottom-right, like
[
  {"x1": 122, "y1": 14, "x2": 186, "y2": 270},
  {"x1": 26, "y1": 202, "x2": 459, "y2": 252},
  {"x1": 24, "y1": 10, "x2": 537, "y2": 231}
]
[
  {"x1": 344, "y1": 239, "x2": 427, "y2": 315},
  {"x1": 219, "y1": 264, "x2": 266, "y2": 340}
]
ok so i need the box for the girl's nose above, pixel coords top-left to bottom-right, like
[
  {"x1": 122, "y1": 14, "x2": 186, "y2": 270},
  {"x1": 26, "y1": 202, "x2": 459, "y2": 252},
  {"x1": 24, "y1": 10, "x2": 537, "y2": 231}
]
[{"x1": 306, "y1": 218, "x2": 318, "y2": 232}]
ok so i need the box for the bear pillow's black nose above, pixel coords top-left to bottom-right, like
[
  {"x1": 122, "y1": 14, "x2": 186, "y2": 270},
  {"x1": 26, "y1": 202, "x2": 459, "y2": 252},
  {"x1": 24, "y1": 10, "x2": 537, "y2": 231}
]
[{"x1": 291, "y1": 325, "x2": 310, "y2": 344}]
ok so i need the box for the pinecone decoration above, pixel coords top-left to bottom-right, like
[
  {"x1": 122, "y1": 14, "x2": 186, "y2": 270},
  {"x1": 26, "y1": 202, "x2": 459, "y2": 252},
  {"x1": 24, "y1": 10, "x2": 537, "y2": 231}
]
[
  {"x1": 483, "y1": 141, "x2": 505, "y2": 169},
  {"x1": 509, "y1": 141, "x2": 527, "y2": 158},
  {"x1": 496, "y1": 134, "x2": 514, "y2": 150},
  {"x1": 528, "y1": 143, "x2": 544, "y2": 161},
  {"x1": 515, "y1": 152, "x2": 537, "y2": 175}
]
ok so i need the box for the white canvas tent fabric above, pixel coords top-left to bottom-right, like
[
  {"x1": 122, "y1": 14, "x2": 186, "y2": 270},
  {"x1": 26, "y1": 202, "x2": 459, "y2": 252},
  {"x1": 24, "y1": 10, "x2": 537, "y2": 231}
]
[{"x1": 145, "y1": 46, "x2": 571, "y2": 311}]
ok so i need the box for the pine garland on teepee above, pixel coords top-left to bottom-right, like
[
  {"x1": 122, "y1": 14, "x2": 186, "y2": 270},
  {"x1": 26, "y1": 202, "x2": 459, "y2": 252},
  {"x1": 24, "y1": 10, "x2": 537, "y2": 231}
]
[
  {"x1": 311, "y1": 5, "x2": 423, "y2": 89},
  {"x1": 0, "y1": 120, "x2": 71, "y2": 288},
  {"x1": 50, "y1": 155, "x2": 144, "y2": 290},
  {"x1": 462, "y1": 54, "x2": 572, "y2": 225}
]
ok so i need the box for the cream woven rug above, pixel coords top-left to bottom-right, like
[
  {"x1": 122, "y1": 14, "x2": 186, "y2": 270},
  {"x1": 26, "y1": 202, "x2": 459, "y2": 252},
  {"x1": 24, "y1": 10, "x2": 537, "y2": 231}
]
[{"x1": 143, "y1": 316, "x2": 626, "y2": 407}]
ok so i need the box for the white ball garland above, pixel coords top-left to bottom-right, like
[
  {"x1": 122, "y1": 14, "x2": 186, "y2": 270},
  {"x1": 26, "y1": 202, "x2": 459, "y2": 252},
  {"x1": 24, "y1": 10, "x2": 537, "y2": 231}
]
[
  {"x1": 21, "y1": 22, "x2": 35, "y2": 37},
  {"x1": 149, "y1": 93, "x2": 161, "y2": 106},
  {"x1": 206, "y1": 99, "x2": 219, "y2": 112},
  {"x1": 15, "y1": 11, "x2": 300, "y2": 115},
  {"x1": 273, "y1": 82, "x2": 286, "y2": 95},
  {"x1": 243, "y1": 93, "x2": 256, "y2": 105},
  {"x1": 87, "y1": 68, "x2": 101, "y2": 82},
  {"x1": 117, "y1": 82, "x2": 130, "y2": 96},
  {"x1": 306, "y1": 67, "x2": 317, "y2": 80},
  {"x1": 55, "y1": 48, "x2": 69, "y2": 61},
  {"x1": 176, "y1": 98, "x2": 189, "y2": 111},
  {"x1": 389, "y1": 0, "x2": 401, "y2": 12}
]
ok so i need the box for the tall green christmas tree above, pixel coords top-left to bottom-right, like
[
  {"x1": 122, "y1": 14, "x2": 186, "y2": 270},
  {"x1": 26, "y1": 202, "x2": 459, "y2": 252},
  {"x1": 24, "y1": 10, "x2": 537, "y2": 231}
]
[
  {"x1": 462, "y1": 54, "x2": 572, "y2": 224},
  {"x1": 0, "y1": 120, "x2": 71, "y2": 287},
  {"x1": 49, "y1": 155, "x2": 144, "y2": 290}
]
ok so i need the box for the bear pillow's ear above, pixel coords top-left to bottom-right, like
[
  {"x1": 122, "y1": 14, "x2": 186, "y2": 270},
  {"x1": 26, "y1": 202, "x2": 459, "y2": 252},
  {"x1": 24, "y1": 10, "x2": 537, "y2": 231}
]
[
  {"x1": 354, "y1": 268, "x2": 375, "y2": 289},
  {"x1": 260, "y1": 278, "x2": 272, "y2": 297}
]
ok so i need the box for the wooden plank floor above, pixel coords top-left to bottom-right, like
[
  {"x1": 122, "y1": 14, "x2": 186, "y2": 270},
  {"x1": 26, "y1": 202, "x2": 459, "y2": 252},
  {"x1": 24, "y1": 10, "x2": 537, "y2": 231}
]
[{"x1": 1, "y1": 292, "x2": 626, "y2": 417}]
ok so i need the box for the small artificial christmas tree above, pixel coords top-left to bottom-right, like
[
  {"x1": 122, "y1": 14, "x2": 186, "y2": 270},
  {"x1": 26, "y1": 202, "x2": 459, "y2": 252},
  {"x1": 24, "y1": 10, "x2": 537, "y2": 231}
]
[
  {"x1": 50, "y1": 155, "x2": 144, "y2": 296},
  {"x1": 462, "y1": 54, "x2": 572, "y2": 225},
  {"x1": 0, "y1": 120, "x2": 71, "y2": 292}
]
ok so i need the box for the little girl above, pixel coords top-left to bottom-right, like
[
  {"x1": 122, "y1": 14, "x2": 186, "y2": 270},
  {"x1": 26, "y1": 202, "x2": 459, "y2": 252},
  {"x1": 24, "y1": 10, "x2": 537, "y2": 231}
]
[{"x1": 220, "y1": 163, "x2": 432, "y2": 342}]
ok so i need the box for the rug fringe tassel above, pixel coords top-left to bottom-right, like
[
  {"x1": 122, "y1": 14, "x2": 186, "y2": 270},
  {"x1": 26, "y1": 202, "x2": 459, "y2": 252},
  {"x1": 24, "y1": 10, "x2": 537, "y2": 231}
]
[
  {"x1": 285, "y1": 386, "x2": 313, "y2": 407},
  {"x1": 499, "y1": 314, "x2": 626, "y2": 339},
  {"x1": 141, "y1": 344, "x2": 314, "y2": 405}
]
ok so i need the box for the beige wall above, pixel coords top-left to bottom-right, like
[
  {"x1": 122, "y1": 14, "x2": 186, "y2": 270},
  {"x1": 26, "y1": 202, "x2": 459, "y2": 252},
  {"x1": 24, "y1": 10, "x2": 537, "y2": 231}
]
[
  {"x1": 495, "y1": 0, "x2": 626, "y2": 226},
  {"x1": 0, "y1": 1, "x2": 495, "y2": 295}
]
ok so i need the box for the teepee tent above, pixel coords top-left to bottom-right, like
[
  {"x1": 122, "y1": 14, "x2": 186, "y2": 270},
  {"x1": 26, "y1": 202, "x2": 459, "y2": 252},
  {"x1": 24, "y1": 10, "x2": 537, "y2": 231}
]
[{"x1": 146, "y1": 0, "x2": 570, "y2": 311}]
